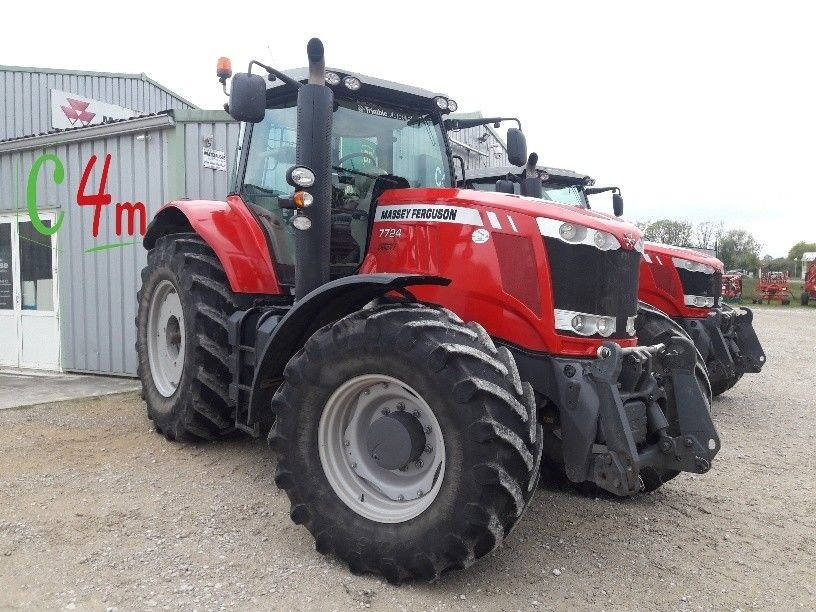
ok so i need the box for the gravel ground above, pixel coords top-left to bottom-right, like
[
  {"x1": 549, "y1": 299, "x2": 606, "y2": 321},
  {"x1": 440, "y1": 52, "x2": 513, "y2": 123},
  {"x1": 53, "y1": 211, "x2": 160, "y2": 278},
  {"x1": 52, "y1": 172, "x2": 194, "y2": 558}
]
[{"x1": 1, "y1": 307, "x2": 814, "y2": 611}]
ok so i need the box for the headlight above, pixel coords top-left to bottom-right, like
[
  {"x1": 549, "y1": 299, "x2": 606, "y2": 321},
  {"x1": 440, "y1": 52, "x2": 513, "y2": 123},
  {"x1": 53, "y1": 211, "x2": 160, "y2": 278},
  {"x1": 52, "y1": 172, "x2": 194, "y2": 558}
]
[
  {"x1": 343, "y1": 76, "x2": 361, "y2": 91},
  {"x1": 673, "y1": 257, "x2": 715, "y2": 274},
  {"x1": 286, "y1": 165, "x2": 316, "y2": 188},
  {"x1": 434, "y1": 96, "x2": 448, "y2": 109},
  {"x1": 684, "y1": 295, "x2": 717, "y2": 308},
  {"x1": 626, "y1": 316, "x2": 636, "y2": 336},
  {"x1": 446, "y1": 99, "x2": 458, "y2": 112},
  {"x1": 557, "y1": 309, "x2": 620, "y2": 337},
  {"x1": 537, "y1": 218, "x2": 622, "y2": 251},
  {"x1": 325, "y1": 71, "x2": 341, "y2": 86}
]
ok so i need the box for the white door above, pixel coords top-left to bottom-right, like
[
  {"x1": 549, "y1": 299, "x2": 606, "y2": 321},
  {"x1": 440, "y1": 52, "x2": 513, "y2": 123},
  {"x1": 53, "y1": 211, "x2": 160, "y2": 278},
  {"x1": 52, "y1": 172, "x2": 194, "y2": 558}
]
[{"x1": 0, "y1": 214, "x2": 60, "y2": 370}]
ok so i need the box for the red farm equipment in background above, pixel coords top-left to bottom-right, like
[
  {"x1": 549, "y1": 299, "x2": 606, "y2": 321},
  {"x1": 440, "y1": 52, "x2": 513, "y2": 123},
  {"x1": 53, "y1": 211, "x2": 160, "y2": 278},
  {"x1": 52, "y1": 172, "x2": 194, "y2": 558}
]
[
  {"x1": 721, "y1": 273, "x2": 743, "y2": 301},
  {"x1": 802, "y1": 260, "x2": 816, "y2": 306},
  {"x1": 753, "y1": 270, "x2": 793, "y2": 305}
]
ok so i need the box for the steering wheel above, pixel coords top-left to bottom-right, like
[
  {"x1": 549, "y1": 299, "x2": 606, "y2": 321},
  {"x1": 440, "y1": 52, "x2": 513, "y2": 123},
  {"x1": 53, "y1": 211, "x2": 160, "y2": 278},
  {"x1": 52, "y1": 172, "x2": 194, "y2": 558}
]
[{"x1": 338, "y1": 151, "x2": 377, "y2": 170}]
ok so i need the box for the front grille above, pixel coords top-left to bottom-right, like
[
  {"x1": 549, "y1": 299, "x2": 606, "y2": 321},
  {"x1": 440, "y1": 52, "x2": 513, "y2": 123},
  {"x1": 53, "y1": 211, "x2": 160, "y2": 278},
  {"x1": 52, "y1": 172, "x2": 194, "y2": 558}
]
[
  {"x1": 677, "y1": 269, "x2": 722, "y2": 301},
  {"x1": 544, "y1": 238, "x2": 640, "y2": 338},
  {"x1": 493, "y1": 233, "x2": 541, "y2": 315}
]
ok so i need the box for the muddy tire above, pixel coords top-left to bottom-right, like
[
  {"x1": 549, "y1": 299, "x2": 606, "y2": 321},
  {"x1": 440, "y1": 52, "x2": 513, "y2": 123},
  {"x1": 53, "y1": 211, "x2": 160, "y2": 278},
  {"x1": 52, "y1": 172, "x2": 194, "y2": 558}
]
[
  {"x1": 635, "y1": 304, "x2": 712, "y2": 492},
  {"x1": 269, "y1": 303, "x2": 542, "y2": 583},
  {"x1": 136, "y1": 233, "x2": 242, "y2": 441}
]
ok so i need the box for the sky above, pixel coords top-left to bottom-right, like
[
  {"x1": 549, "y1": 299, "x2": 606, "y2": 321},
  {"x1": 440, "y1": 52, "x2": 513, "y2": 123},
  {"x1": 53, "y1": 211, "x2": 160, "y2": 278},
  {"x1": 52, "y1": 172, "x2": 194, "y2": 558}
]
[{"x1": 3, "y1": 0, "x2": 814, "y2": 257}]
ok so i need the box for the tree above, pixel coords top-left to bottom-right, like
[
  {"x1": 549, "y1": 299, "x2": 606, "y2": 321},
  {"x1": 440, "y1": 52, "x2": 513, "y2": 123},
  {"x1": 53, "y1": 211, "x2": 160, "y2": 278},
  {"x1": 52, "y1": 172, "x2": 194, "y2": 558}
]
[
  {"x1": 787, "y1": 241, "x2": 816, "y2": 261},
  {"x1": 640, "y1": 219, "x2": 694, "y2": 246},
  {"x1": 694, "y1": 221, "x2": 724, "y2": 250},
  {"x1": 718, "y1": 229, "x2": 762, "y2": 272},
  {"x1": 766, "y1": 257, "x2": 794, "y2": 274}
]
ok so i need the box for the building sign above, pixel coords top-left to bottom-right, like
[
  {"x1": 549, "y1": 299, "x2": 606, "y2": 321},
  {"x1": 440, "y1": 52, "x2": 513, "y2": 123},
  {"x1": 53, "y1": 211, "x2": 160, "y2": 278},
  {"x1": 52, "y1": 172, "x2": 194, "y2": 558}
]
[
  {"x1": 202, "y1": 148, "x2": 227, "y2": 172},
  {"x1": 50, "y1": 89, "x2": 137, "y2": 130},
  {"x1": 0, "y1": 226, "x2": 13, "y2": 309}
]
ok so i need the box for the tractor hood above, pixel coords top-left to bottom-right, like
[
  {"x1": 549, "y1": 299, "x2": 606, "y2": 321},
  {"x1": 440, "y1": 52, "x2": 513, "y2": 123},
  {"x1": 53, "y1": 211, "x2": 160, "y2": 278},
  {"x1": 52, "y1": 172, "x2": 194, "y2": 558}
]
[
  {"x1": 378, "y1": 188, "x2": 644, "y2": 251},
  {"x1": 644, "y1": 241, "x2": 725, "y2": 272}
]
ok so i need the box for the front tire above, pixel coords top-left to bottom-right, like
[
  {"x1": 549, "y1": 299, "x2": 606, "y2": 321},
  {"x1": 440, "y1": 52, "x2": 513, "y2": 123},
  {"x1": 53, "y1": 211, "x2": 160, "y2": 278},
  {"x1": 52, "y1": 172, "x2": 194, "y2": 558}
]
[
  {"x1": 136, "y1": 234, "x2": 241, "y2": 441},
  {"x1": 269, "y1": 303, "x2": 542, "y2": 583}
]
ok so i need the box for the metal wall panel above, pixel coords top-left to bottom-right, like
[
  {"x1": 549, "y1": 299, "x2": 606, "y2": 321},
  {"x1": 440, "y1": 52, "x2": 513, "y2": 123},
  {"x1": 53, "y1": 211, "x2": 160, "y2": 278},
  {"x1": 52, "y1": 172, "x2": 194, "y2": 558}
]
[
  {"x1": 0, "y1": 67, "x2": 196, "y2": 141},
  {"x1": 180, "y1": 116, "x2": 242, "y2": 201},
  {"x1": 0, "y1": 124, "x2": 171, "y2": 375},
  {"x1": 449, "y1": 125, "x2": 509, "y2": 171}
]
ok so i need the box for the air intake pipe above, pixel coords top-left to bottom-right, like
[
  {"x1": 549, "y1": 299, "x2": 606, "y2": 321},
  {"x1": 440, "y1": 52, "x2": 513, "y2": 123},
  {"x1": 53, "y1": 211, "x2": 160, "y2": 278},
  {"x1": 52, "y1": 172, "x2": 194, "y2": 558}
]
[
  {"x1": 520, "y1": 152, "x2": 543, "y2": 198},
  {"x1": 294, "y1": 38, "x2": 334, "y2": 300}
]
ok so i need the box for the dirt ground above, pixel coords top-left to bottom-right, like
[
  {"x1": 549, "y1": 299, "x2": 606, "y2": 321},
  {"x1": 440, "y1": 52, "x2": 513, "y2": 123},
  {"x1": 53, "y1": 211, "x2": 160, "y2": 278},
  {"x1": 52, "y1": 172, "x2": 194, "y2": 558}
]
[{"x1": 1, "y1": 307, "x2": 814, "y2": 611}]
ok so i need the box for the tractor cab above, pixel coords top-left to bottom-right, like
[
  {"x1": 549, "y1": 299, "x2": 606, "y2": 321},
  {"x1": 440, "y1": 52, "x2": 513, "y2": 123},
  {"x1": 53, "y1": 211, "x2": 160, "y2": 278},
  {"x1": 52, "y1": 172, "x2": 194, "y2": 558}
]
[{"x1": 233, "y1": 68, "x2": 459, "y2": 285}]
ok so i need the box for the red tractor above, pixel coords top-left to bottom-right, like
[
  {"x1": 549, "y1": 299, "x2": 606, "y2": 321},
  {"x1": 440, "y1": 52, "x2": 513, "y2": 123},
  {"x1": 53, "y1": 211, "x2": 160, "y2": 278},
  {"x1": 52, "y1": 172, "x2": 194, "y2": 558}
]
[
  {"x1": 463, "y1": 165, "x2": 766, "y2": 397},
  {"x1": 753, "y1": 269, "x2": 793, "y2": 304},
  {"x1": 721, "y1": 273, "x2": 743, "y2": 301},
  {"x1": 136, "y1": 40, "x2": 718, "y2": 582},
  {"x1": 802, "y1": 259, "x2": 816, "y2": 305}
]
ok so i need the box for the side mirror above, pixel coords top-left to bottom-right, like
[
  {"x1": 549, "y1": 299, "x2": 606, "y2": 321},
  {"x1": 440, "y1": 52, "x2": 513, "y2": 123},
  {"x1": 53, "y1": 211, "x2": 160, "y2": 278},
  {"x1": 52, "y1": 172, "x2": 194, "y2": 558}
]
[
  {"x1": 496, "y1": 179, "x2": 515, "y2": 194},
  {"x1": 507, "y1": 128, "x2": 527, "y2": 167},
  {"x1": 228, "y1": 73, "x2": 267, "y2": 123},
  {"x1": 613, "y1": 191, "x2": 624, "y2": 217}
]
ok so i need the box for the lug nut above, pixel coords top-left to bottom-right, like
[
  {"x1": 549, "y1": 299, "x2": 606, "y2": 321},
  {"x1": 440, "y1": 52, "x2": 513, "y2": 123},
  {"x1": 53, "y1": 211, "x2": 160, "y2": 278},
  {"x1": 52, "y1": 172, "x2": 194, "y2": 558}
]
[
  {"x1": 362, "y1": 389, "x2": 370, "y2": 396},
  {"x1": 344, "y1": 440, "x2": 350, "y2": 447},
  {"x1": 684, "y1": 437, "x2": 694, "y2": 448},
  {"x1": 424, "y1": 445, "x2": 433, "y2": 453},
  {"x1": 351, "y1": 462, "x2": 357, "y2": 469},
  {"x1": 424, "y1": 426, "x2": 432, "y2": 434},
  {"x1": 381, "y1": 408, "x2": 390, "y2": 415},
  {"x1": 396, "y1": 402, "x2": 405, "y2": 411},
  {"x1": 417, "y1": 490, "x2": 424, "y2": 498},
  {"x1": 412, "y1": 410, "x2": 421, "y2": 418},
  {"x1": 397, "y1": 495, "x2": 405, "y2": 501},
  {"x1": 415, "y1": 460, "x2": 423, "y2": 468}
]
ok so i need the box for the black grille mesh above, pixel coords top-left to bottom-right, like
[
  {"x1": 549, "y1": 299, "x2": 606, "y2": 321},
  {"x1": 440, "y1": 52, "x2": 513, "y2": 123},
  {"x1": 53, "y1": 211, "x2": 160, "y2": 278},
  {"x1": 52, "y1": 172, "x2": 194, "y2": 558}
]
[
  {"x1": 677, "y1": 269, "x2": 722, "y2": 301},
  {"x1": 543, "y1": 238, "x2": 640, "y2": 338}
]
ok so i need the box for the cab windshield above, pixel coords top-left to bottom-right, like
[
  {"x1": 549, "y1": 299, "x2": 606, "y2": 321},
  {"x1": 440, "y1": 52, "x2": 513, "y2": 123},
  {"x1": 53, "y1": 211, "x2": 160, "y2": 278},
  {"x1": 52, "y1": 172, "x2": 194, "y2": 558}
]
[
  {"x1": 469, "y1": 179, "x2": 588, "y2": 207},
  {"x1": 240, "y1": 98, "x2": 451, "y2": 284}
]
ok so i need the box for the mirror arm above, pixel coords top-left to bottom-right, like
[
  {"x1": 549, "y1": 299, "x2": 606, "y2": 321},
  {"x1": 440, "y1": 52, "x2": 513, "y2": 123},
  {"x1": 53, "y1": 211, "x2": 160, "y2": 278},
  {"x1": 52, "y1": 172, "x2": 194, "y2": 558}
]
[
  {"x1": 584, "y1": 186, "x2": 620, "y2": 196},
  {"x1": 248, "y1": 60, "x2": 302, "y2": 89}
]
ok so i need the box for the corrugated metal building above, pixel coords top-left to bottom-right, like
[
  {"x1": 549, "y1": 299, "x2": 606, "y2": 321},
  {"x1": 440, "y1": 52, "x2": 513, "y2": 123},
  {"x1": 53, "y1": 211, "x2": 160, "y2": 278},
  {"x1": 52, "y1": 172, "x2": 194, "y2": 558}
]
[
  {"x1": 0, "y1": 66, "x2": 506, "y2": 376},
  {"x1": 0, "y1": 64, "x2": 242, "y2": 374}
]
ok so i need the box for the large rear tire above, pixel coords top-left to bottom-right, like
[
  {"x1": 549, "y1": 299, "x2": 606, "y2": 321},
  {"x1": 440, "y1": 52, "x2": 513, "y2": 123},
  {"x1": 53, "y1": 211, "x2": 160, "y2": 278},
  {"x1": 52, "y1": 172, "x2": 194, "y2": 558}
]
[
  {"x1": 635, "y1": 305, "x2": 712, "y2": 492},
  {"x1": 269, "y1": 303, "x2": 542, "y2": 583},
  {"x1": 136, "y1": 233, "x2": 242, "y2": 441}
]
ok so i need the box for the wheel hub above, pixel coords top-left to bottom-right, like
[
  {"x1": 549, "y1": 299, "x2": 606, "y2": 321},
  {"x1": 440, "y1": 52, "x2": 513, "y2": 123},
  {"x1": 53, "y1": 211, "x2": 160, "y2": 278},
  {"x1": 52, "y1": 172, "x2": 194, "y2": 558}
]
[
  {"x1": 146, "y1": 280, "x2": 185, "y2": 398},
  {"x1": 318, "y1": 374, "x2": 446, "y2": 523},
  {"x1": 366, "y1": 411, "x2": 427, "y2": 470}
]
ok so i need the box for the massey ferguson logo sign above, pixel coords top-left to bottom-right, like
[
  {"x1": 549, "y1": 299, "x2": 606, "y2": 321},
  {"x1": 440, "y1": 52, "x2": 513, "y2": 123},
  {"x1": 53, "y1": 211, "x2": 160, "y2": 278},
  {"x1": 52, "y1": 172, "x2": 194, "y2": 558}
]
[
  {"x1": 622, "y1": 232, "x2": 637, "y2": 249},
  {"x1": 50, "y1": 89, "x2": 137, "y2": 130}
]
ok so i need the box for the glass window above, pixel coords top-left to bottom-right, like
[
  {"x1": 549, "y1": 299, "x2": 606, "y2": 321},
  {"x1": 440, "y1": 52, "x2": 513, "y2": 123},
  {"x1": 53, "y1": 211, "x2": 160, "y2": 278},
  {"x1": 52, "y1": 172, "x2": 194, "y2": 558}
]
[
  {"x1": 18, "y1": 221, "x2": 54, "y2": 311},
  {"x1": 542, "y1": 185, "x2": 586, "y2": 207},
  {"x1": 0, "y1": 224, "x2": 13, "y2": 310},
  {"x1": 242, "y1": 99, "x2": 451, "y2": 280}
]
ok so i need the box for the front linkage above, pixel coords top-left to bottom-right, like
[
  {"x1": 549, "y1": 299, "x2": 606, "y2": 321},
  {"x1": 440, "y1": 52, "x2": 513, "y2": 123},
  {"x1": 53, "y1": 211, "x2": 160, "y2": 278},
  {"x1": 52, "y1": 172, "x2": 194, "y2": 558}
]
[
  {"x1": 513, "y1": 335, "x2": 719, "y2": 496},
  {"x1": 680, "y1": 305, "x2": 766, "y2": 395}
]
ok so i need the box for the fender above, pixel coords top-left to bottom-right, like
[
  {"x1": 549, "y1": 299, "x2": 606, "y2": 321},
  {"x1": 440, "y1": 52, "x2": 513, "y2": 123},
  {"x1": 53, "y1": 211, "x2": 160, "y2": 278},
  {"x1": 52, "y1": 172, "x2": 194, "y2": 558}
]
[
  {"x1": 247, "y1": 273, "x2": 450, "y2": 423},
  {"x1": 143, "y1": 194, "x2": 281, "y2": 294}
]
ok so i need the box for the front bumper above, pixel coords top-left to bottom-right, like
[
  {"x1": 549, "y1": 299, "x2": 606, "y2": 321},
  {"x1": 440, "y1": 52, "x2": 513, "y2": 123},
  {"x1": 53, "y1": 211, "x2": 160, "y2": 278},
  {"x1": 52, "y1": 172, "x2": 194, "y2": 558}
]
[{"x1": 510, "y1": 336, "x2": 720, "y2": 496}]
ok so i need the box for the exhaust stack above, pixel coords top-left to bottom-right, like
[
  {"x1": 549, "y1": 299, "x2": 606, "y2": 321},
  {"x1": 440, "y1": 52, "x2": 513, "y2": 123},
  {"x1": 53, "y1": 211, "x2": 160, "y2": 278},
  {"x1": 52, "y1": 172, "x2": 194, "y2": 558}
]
[{"x1": 294, "y1": 38, "x2": 334, "y2": 300}]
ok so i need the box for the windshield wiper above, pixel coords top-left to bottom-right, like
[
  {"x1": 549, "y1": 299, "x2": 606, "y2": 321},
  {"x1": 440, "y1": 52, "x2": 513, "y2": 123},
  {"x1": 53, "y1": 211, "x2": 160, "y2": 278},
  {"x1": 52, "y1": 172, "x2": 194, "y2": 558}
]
[{"x1": 331, "y1": 166, "x2": 401, "y2": 185}]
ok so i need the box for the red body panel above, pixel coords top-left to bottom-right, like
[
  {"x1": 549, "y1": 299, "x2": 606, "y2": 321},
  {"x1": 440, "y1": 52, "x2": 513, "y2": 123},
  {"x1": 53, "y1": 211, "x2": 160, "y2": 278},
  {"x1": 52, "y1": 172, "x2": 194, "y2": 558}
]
[
  {"x1": 639, "y1": 242, "x2": 724, "y2": 318},
  {"x1": 806, "y1": 261, "x2": 816, "y2": 297},
  {"x1": 157, "y1": 195, "x2": 282, "y2": 294},
  {"x1": 360, "y1": 188, "x2": 641, "y2": 357}
]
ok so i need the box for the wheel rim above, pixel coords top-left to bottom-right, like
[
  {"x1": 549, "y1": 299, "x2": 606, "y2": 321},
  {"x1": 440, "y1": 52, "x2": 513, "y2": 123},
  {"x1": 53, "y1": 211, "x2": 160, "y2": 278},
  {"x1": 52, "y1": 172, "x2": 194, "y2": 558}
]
[
  {"x1": 318, "y1": 374, "x2": 446, "y2": 523},
  {"x1": 146, "y1": 279, "x2": 186, "y2": 398}
]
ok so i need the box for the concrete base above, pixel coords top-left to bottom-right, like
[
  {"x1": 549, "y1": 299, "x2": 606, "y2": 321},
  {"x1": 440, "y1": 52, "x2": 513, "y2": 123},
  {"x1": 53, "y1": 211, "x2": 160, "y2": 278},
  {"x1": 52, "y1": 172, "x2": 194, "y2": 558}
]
[{"x1": 0, "y1": 369, "x2": 140, "y2": 410}]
